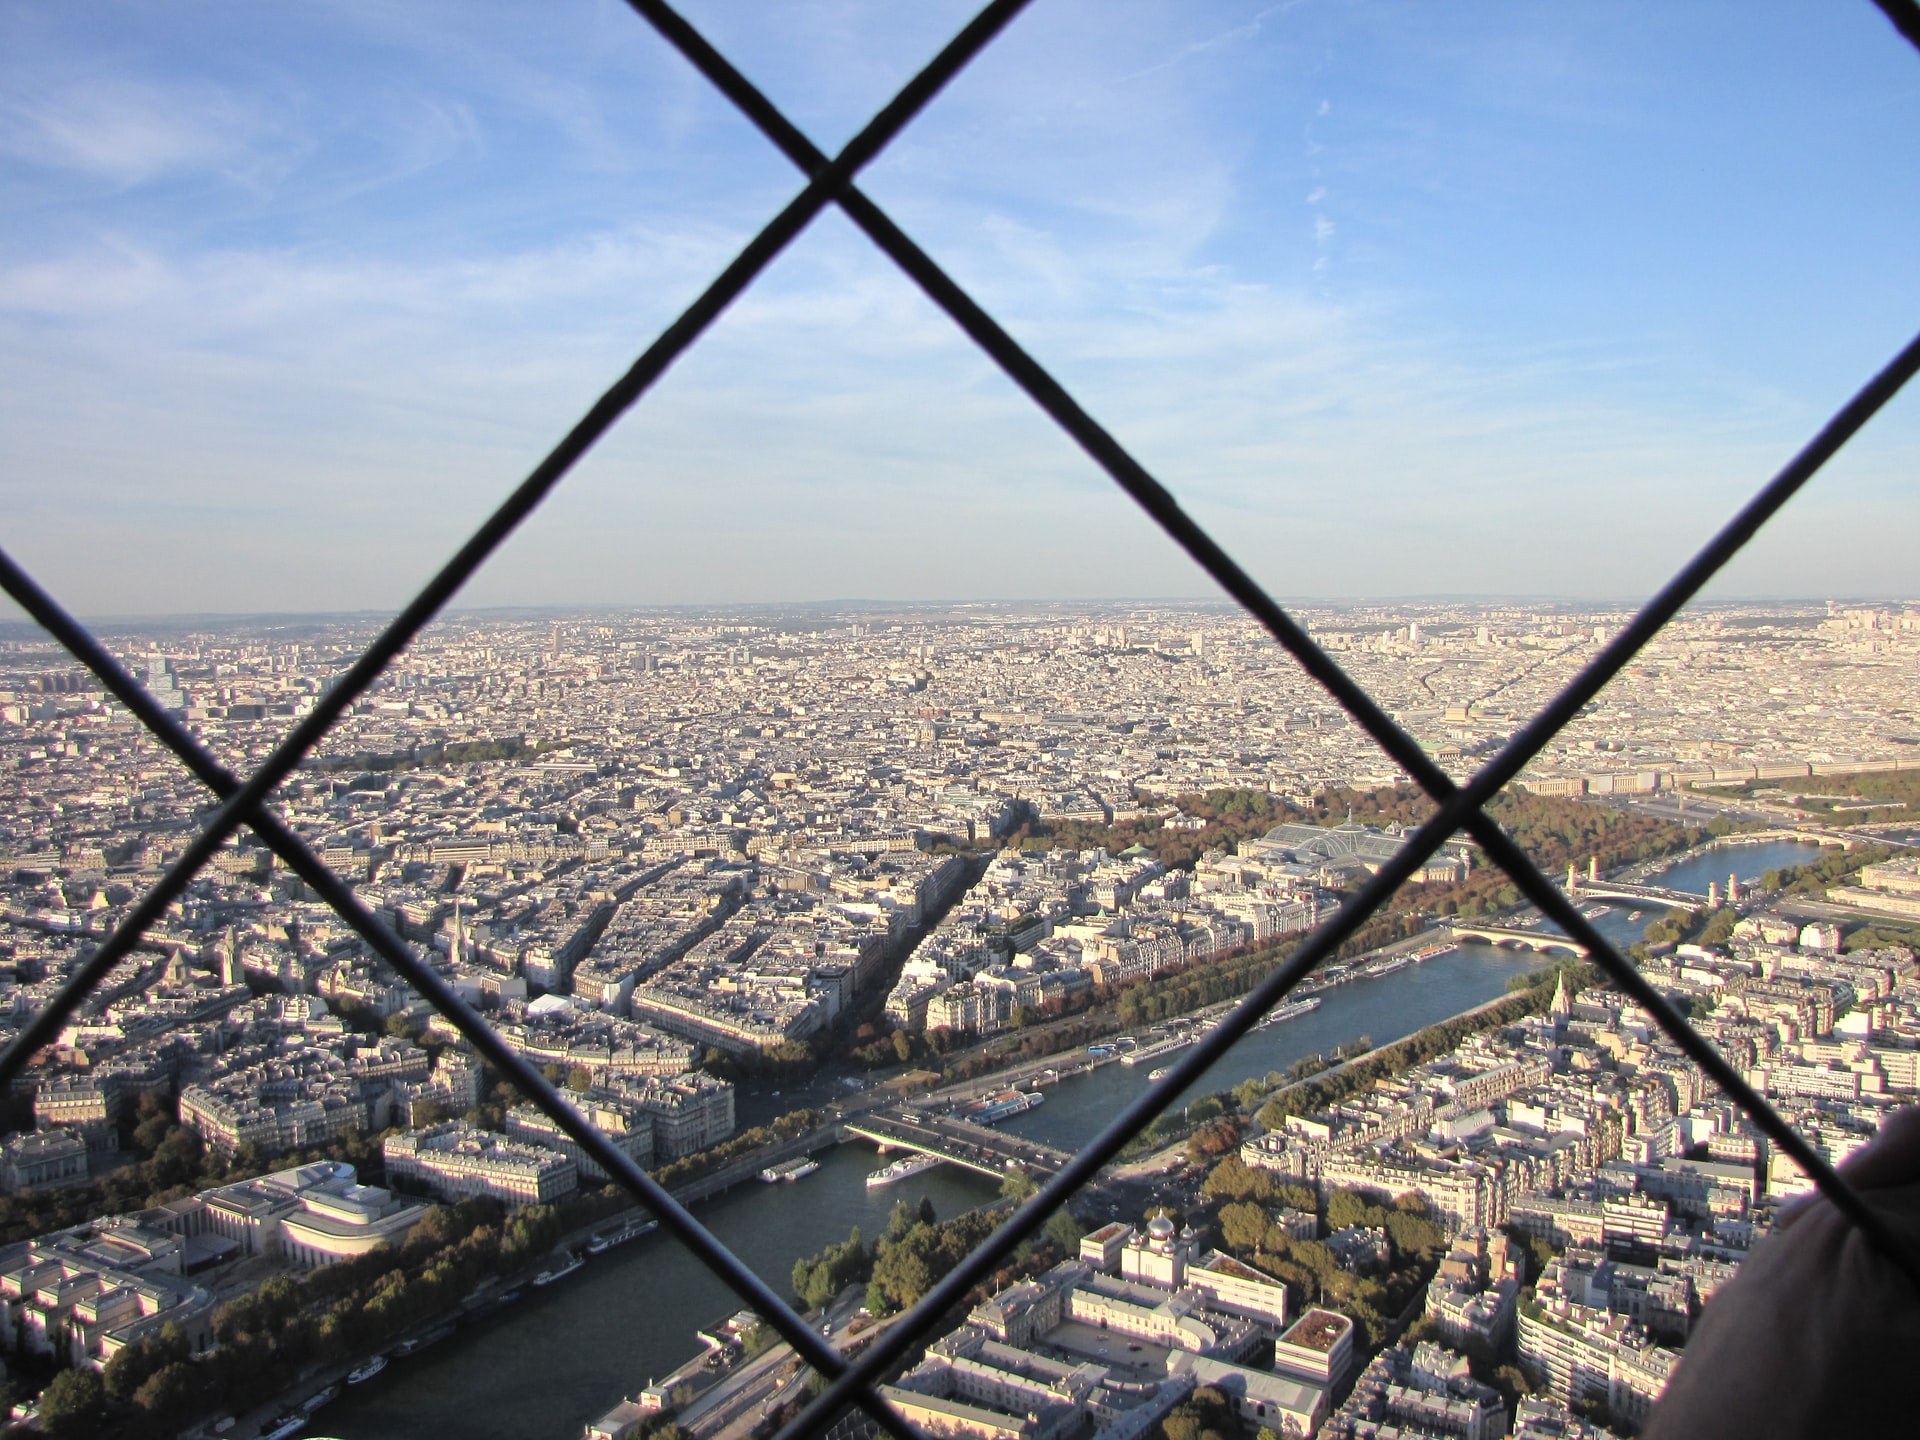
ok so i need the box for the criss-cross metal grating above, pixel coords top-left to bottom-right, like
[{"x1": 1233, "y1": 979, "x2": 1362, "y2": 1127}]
[{"x1": 5, "y1": 2, "x2": 1920, "y2": 1435}]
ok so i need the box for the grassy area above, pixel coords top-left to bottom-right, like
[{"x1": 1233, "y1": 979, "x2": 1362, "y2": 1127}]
[
  {"x1": 1007, "y1": 784, "x2": 1706, "y2": 893},
  {"x1": 1700, "y1": 764, "x2": 1920, "y2": 823}
]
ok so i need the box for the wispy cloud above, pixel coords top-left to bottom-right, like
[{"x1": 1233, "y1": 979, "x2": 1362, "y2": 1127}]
[
  {"x1": 1112, "y1": 0, "x2": 1316, "y2": 85},
  {"x1": 0, "y1": 78, "x2": 273, "y2": 187},
  {"x1": 0, "y1": 0, "x2": 1915, "y2": 615}
]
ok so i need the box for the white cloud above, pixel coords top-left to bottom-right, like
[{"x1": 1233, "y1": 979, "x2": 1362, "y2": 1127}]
[
  {"x1": 0, "y1": 77, "x2": 280, "y2": 188},
  {"x1": 1, "y1": 0, "x2": 1915, "y2": 617}
]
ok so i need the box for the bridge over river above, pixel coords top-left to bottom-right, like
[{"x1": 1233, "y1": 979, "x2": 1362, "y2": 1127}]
[
  {"x1": 843, "y1": 1104, "x2": 1076, "y2": 1182},
  {"x1": 1447, "y1": 923, "x2": 1589, "y2": 957},
  {"x1": 1566, "y1": 876, "x2": 1705, "y2": 909}
]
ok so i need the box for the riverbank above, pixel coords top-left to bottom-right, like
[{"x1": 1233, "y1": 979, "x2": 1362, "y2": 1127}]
[
  {"x1": 275, "y1": 842, "x2": 1833, "y2": 1440},
  {"x1": 318, "y1": 944, "x2": 1552, "y2": 1440}
]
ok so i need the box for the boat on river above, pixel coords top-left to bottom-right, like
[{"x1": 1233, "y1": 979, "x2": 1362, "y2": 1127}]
[
  {"x1": 465, "y1": 1288, "x2": 523, "y2": 1322},
  {"x1": 760, "y1": 1157, "x2": 821, "y2": 1183},
  {"x1": 589, "y1": 1218, "x2": 658, "y2": 1252},
  {"x1": 866, "y1": 1154, "x2": 942, "y2": 1187},
  {"x1": 392, "y1": 1323, "x2": 454, "y2": 1358},
  {"x1": 1254, "y1": 997, "x2": 1322, "y2": 1030},
  {"x1": 958, "y1": 1089, "x2": 1043, "y2": 1124},
  {"x1": 1122, "y1": 1034, "x2": 1195, "y2": 1069},
  {"x1": 533, "y1": 1252, "x2": 585, "y2": 1287},
  {"x1": 346, "y1": 1356, "x2": 387, "y2": 1385}
]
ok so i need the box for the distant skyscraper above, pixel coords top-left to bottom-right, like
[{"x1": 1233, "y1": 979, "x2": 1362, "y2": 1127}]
[{"x1": 146, "y1": 652, "x2": 185, "y2": 712}]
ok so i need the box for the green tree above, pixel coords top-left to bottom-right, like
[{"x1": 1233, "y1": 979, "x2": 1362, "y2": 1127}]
[
  {"x1": 130, "y1": 1106, "x2": 175, "y2": 1156},
  {"x1": 1525, "y1": 1235, "x2": 1557, "y2": 1281},
  {"x1": 1326, "y1": 1188, "x2": 1373, "y2": 1231},
  {"x1": 1044, "y1": 1209, "x2": 1086, "y2": 1254},
  {"x1": 1275, "y1": 1183, "x2": 1318, "y2": 1213},
  {"x1": 567, "y1": 1065, "x2": 595, "y2": 1093},
  {"x1": 104, "y1": 1320, "x2": 189, "y2": 1405},
  {"x1": 1382, "y1": 1207, "x2": 1444, "y2": 1260},
  {"x1": 1698, "y1": 909, "x2": 1738, "y2": 948},
  {"x1": 888, "y1": 1199, "x2": 916, "y2": 1241},
  {"x1": 1218, "y1": 1201, "x2": 1269, "y2": 1254},
  {"x1": 39, "y1": 1368, "x2": 106, "y2": 1440},
  {"x1": 793, "y1": 1227, "x2": 870, "y2": 1310},
  {"x1": 1000, "y1": 1169, "x2": 1038, "y2": 1202},
  {"x1": 410, "y1": 1096, "x2": 447, "y2": 1127},
  {"x1": 133, "y1": 1359, "x2": 201, "y2": 1422},
  {"x1": 1491, "y1": 1363, "x2": 1532, "y2": 1411},
  {"x1": 1201, "y1": 1156, "x2": 1272, "y2": 1203}
]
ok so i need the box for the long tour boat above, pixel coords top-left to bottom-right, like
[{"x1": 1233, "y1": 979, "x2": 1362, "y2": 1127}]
[{"x1": 866, "y1": 1154, "x2": 942, "y2": 1188}]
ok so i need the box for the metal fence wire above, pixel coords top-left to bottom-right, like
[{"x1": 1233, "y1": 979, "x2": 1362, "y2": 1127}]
[{"x1": 4, "y1": 2, "x2": 1920, "y2": 1435}]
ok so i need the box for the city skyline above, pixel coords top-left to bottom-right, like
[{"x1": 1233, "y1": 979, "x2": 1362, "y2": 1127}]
[
  {"x1": 4, "y1": 596, "x2": 1919, "y2": 1437},
  {"x1": 6, "y1": 6, "x2": 1920, "y2": 1435},
  {"x1": 5, "y1": 1, "x2": 1920, "y2": 619},
  {"x1": 4, "y1": 593, "x2": 1920, "y2": 633}
]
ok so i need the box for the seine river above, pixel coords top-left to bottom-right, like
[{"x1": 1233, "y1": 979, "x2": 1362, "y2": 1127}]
[{"x1": 318, "y1": 840, "x2": 1826, "y2": 1440}]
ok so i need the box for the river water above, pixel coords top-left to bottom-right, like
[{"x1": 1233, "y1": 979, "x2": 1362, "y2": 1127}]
[
  {"x1": 319, "y1": 840, "x2": 1828, "y2": 1439},
  {"x1": 1652, "y1": 838, "x2": 1833, "y2": 898}
]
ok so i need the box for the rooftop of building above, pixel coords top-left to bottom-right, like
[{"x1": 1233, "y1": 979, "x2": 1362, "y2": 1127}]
[{"x1": 1280, "y1": 1308, "x2": 1353, "y2": 1352}]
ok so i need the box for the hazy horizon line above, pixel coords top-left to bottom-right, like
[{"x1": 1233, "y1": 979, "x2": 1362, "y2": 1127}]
[{"x1": 4, "y1": 592, "x2": 1913, "y2": 634}]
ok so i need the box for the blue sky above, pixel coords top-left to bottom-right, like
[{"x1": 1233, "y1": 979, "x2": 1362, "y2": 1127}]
[{"x1": 3, "y1": 0, "x2": 1918, "y2": 617}]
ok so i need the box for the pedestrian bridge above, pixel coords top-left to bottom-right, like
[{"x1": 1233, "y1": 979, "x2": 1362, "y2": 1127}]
[
  {"x1": 843, "y1": 1104, "x2": 1075, "y2": 1182},
  {"x1": 1448, "y1": 924, "x2": 1589, "y2": 957}
]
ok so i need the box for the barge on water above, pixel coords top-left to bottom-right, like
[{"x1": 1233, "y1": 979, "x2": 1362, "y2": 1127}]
[
  {"x1": 956, "y1": 1089, "x2": 1044, "y2": 1125},
  {"x1": 1122, "y1": 1034, "x2": 1195, "y2": 1069},
  {"x1": 533, "y1": 1252, "x2": 585, "y2": 1287},
  {"x1": 759, "y1": 1156, "x2": 821, "y2": 1183}
]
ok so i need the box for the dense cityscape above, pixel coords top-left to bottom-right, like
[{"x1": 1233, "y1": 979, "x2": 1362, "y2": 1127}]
[{"x1": 1, "y1": 600, "x2": 1919, "y2": 1440}]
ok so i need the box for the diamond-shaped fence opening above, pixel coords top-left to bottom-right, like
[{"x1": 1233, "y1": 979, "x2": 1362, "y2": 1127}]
[{"x1": 3, "y1": 1, "x2": 1920, "y2": 1436}]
